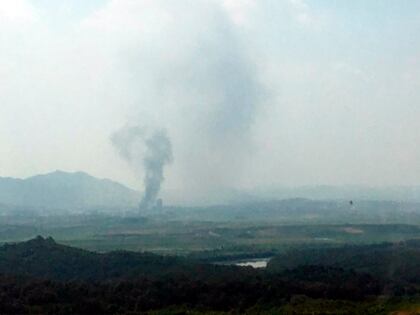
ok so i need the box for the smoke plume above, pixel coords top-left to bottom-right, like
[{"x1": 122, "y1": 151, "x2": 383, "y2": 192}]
[
  {"x1": 111, "y1": 125, "x2": 173, "y2": 211},
  {"x1": 104, "y1": 1, "x2": 265, "y2": 204}
]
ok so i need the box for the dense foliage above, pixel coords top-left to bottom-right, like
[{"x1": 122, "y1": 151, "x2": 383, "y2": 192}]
[
  {"x1": 268, "y1": 240, "x2": 420, "y2": 285},
  {"x1": 0, "y1": 236, "x2": 198, "y2": 281},
  {"x1": 0, "y1": 237, "x2": 419, "y2": 314},
  {"x1": 0, "y1": 267, "x2": 389, "y2": 314}
]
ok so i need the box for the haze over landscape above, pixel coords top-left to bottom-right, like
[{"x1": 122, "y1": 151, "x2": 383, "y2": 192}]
[
  {"x1": 1, "y1": 1, "x2": 420, "y2": 314},
  {"x1": 2, "y1": 0, "x2": 420, "y2": 205}
]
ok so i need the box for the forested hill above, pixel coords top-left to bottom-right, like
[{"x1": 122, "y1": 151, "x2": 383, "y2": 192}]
[
  {"x1": 0, "y1": 171, "x2": 140, "y2": 211},
  {"x1": 268, "y1": 239, "x2": 420, "y2": 282},
  {"x1": 0, "y1": 236, "x2": 200, "y2": 281},
  {"x1": 0, "y1": 237, "x2": 419, "y2": 314}
]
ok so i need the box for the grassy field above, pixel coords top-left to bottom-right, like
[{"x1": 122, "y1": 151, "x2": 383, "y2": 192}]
[{"x1": 1, "y1": 214, "x2": 420, "y2": 256}]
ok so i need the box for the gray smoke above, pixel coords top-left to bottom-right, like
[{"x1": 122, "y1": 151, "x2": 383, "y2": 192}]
[
  {"x1": 111, "y1": 1, "x2": 265, "y2": 204},
  {"x1": 111, "y1": 125, "x2": 173, "y2": 211}
]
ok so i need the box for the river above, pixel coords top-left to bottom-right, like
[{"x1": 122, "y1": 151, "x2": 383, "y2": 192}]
[{"x1": 216, "y1": 257, "x2": 272, "y2": 269}]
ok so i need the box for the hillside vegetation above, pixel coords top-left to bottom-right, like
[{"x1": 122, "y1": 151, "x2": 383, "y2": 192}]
[{"x1": 0, "y1": 237, "x2": 418, "y2": 314}]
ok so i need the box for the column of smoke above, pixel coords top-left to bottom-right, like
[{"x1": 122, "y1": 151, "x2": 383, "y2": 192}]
[
  {"x1": 111, "y1": 126, "x2": 173, "y2": 211},
  {"x1": 110, "y1": 2, "x2": 264, "y2": 205}
]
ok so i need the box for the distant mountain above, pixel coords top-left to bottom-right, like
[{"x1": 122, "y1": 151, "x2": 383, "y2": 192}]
[
  {"x1": 166, "y1": 185, "x2": 420, "y2": 207},
  {"x1": 0, "y1": 171, "x2": 140, "y2": 211},
  {"x1": 165, "y1": 198, "x2": 420, "y2": 224},
  {"x1": 251, "y1": 185, "x2": 420, "y2": 202}
]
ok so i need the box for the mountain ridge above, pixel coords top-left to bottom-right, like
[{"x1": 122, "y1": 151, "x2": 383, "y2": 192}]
[{"x1": 0, "y1": 170, "x2": 141, "y2": 211}]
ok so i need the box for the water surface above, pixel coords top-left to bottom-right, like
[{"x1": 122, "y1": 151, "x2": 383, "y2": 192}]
[{"x1": 217, "y1": 257, "x2": 272, "y2": 269}]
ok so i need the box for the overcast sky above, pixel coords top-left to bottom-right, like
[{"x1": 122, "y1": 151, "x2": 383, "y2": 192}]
[{"x1": 1, "y1": 0, "x2": 420, "y2": 202}]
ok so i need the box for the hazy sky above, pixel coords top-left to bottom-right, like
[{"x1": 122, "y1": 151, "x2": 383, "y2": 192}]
[{"x1": 1, "y1": 0, "x2": 420, "y2": 202}]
